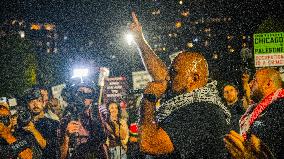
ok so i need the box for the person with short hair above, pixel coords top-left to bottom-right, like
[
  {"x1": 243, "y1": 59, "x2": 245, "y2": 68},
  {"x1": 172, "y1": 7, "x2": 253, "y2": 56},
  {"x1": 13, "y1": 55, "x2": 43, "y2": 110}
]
[
  {"x1": 39, "y1": 86, "x2": 60, "y2": 121},
  {"x1": 222, "y1": 83, "x2": 245, "y2": 132},
  {"x1": 225, "y1": 68, "x2": 284, "y2": 158},
  {"x1": 20, "y1": 87, "x2": 60, "y2": 159}
]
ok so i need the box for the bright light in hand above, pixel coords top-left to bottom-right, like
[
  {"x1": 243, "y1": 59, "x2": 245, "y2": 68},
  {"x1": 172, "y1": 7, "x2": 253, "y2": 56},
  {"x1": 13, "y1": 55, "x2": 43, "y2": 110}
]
[
  {"x1": 126, "y1": 33, "x2": 134, "y2": 45},
  {"x1": 72, "y1": 69, "x2": 89, "y2": 78}
]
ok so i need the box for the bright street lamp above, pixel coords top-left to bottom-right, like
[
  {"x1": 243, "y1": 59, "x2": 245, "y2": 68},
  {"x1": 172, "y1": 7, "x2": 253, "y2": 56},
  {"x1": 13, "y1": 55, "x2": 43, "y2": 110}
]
[{"x1": 125, "y1": 33, "x2": 134, "y2": 45}]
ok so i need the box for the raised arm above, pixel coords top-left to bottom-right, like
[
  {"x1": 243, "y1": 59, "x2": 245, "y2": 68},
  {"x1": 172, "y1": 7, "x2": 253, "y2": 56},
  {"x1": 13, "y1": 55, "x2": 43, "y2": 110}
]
[
  {"x1": 130, "y1": 12, "x2": 169, "y2": 82},
  {"x1": 242, "y1": 72, "x2": 251, "y2": 109},
  {"x1": 129, "y1": 12, "x2": 174, "y2": 155}
]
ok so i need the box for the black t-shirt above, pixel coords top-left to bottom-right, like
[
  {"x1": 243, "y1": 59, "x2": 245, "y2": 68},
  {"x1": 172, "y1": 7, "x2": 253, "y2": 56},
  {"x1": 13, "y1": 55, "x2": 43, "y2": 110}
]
[
  {"x1": 34, "y1": 117, "x2": 60, "y2": 159},
  {"x1": 0, "y1": 138, "x2": 15, "y2": 159},
  {"x1": 249, "y1": 98, "x2": 284, "y2": 158},
  {"x1": 160, "y1": 101, "x2": 229, "y2": 159},
  {"x1": 228, "y1": 100, "x2": 245, "y2": 132},
  {"x1": 0, "y1": 134, "x2": 36, "y2": 159}
]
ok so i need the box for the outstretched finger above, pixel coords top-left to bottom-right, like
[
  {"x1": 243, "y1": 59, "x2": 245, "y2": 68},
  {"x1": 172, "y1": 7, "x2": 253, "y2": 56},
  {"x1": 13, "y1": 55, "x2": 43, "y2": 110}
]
[{"x1": 132, "y1": 12, "x2": 139, "y2": 24}]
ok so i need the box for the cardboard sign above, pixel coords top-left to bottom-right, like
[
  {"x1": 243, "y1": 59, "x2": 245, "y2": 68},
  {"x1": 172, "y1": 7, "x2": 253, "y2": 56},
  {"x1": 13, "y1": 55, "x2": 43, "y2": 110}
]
[
  {"x1": 103, "y1": 77, "x2": 128, "y2": 104},
  {"x1": 132, "y1": 71, "x2": 152, "y2": 90}
]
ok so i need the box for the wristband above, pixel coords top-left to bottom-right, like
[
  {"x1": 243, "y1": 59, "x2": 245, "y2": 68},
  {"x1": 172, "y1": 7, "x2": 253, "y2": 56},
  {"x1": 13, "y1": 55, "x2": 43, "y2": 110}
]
[{"x1": 143, "y1": 94, "x2": 158, "y2": 103}]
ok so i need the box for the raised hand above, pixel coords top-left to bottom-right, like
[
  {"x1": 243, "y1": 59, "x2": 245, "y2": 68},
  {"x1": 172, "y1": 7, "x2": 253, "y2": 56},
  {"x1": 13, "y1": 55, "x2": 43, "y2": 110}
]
[
  {"x1": 23, "y1": 122, "x2": 37, "y2": 133},
  {"x1": 144, "y1": 81, "x2": 168, "y2": 99},
  {"x1": 242, "y1": 72, "x2": 250, "y2": 83},
  {"x1": 129, "y1": 12, "x2": 144, "y2": 40},
  {"x1": 66, "y1": 121, "x2": 80, "y2": 135}
]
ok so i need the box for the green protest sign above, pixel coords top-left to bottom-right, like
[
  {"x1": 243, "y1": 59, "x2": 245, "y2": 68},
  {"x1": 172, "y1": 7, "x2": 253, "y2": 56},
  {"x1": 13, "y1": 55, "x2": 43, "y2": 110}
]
[{"x1": 254, "y1": 32, "x2": 284, "y2": 67}]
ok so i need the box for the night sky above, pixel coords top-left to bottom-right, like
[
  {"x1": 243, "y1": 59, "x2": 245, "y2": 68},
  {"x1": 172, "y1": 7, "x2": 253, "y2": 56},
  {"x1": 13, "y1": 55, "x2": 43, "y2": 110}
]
[{"x1": 1, "y1": 0, "x2": 283, "y2": 84}]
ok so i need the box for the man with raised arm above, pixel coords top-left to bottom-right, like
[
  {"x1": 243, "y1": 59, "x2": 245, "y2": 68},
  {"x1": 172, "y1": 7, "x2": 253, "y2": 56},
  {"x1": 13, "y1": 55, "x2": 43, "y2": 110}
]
[{"x1": 130, "y1": 12, "x2": 230, "y2": 158}]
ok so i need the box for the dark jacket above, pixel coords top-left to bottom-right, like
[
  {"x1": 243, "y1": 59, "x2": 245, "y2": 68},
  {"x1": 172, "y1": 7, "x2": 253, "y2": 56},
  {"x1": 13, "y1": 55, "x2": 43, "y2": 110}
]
[
  {"x1": 228, "y1": 100, "x2": 245, "y2": 132},
  {"x1": 160, "y1": 101, "x2": 229, "y2": 159},
  {"x1": 34, "y1": 117, "x2": 60, "y2": 159},
  {"x1": 248, "y1": 98, "x2": 284, "y2": 158}
]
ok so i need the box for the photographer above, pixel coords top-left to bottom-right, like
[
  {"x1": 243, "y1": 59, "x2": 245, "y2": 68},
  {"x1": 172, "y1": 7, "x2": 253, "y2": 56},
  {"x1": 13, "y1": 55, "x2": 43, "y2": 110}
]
[
  {"x1": 18, "y1": 87, "x2": 60, "y2": 159},
  {"x1": 0, "y1": 102, "x2": 33, "y2": 159},
  {"x1": 60, "y1": 84, "x2": 107, "y2": 159}
]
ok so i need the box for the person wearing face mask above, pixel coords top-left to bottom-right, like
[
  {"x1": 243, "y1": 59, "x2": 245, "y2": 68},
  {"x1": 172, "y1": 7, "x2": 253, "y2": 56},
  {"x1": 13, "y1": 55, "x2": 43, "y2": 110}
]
[{"x1": 60, "y1": 84, "x2": 107, "y2": 159}]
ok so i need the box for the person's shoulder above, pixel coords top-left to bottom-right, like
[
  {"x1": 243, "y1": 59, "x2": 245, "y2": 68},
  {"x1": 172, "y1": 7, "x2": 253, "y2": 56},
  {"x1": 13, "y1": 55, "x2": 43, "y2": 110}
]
[
  {"x1": 190, "y1": 101, "x2": 224, "y2": 113},
  {"x1": 270, "y1": 98, "x2": 284, "y2": 108},
  {"x1": 39, "y1": 117, "x2": 60, "y2": 127},
  {"x1": 120, "y1": 118, "x2": 128, "y2": 125},
  {"x1": 265, "y1": 98, "x2": 284, "y2": 116}
]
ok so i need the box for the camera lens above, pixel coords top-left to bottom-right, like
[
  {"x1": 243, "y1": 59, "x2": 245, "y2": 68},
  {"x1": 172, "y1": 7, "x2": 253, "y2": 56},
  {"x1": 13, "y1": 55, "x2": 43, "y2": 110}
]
[{"x1": 17, "y1": 109, "x2": 32, "y2": 127}]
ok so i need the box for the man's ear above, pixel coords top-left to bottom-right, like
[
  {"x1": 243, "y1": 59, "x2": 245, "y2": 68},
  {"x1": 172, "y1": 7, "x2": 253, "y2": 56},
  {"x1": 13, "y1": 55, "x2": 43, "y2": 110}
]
[
  {"x1": 193, "y1": 73, "x2": 200, "y2": 82},
  {"x1": 265, "y1": 78, "x2": 273, "y2": 88},
  {"x1": 263, "y1": 78, "x2": 273, "y2": 91},
  {"x1": 187, "y1": 73, "x2": 200, "y2": 89}
]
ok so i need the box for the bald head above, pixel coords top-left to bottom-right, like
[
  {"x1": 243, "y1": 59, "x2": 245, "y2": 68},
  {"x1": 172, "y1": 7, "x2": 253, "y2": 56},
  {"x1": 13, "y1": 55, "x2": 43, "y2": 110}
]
[
  {"x1": 250, "y1": 68, "x2": 283, "y2": 102},
  {"x1": 259, "y1": 68, "x2": 282, "y2": 87},
  {"x1": 170, "y1": 52, "x2": 209, "y2": 93}
]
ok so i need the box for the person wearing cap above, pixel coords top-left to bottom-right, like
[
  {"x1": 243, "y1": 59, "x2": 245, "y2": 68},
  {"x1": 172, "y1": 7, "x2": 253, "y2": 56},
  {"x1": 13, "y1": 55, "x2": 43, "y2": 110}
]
[
  {"x1": 21, "y1": 87, "x2": 60, "y2": 159},
  {"x1": 0, "y1": 102, "x2": 33, "y2": 159},
  {"x1": 60, "y1": 84, "x2": 107, "y2": 159}
]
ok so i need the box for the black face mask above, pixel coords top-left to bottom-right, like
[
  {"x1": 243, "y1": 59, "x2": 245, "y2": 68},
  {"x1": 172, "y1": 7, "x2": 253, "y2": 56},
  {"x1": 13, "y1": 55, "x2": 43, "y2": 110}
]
[{"x1": 0, "y1": 116, "x2": 10, "y2": 127}]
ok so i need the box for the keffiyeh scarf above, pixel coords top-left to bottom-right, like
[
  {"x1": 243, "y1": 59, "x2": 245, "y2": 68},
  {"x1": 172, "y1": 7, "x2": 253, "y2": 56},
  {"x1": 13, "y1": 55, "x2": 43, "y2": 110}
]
[{"x1": 156, "y1": 81, "x2": 231, "y2": 124}]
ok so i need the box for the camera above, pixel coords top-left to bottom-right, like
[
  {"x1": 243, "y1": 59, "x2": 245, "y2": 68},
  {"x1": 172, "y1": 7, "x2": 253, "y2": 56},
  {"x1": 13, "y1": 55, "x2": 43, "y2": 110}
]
[
  {"x1": 16, "y1": 106, "x2": 32, "y2": 128},
  {"x1": 0, "y1": 116, "x2": 10, "y2": 127}
]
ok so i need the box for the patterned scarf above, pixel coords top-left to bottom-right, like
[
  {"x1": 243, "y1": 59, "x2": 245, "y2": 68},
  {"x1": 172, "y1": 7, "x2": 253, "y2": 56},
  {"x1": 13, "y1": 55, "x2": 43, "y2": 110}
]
[
  {"x1": 156, "y1": 80, "x2": 231, "y2": 124},
  {"x1": 240, "y1": 88, "x2": 284, "y2": 139}
]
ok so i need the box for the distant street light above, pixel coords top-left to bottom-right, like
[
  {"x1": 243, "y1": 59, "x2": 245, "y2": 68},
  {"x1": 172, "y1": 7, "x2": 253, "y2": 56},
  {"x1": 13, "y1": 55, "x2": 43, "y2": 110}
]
[
  {"x1": 72, "y1": 68, "x2": 89, "y2": 83},
  {"x1": 19, "y1": 31, "x2": 25, "y2": 38},
  {"x1": 126, "y1": 33, "x2": 134, "y2": 45}
]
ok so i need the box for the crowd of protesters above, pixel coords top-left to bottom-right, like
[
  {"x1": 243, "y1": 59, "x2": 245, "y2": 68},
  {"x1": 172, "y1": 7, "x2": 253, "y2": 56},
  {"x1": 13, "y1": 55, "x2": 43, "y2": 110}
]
[
  {"x1": 0, "y1": 12, "x2": 283, "y2": 159},
  {"x1": 0, "y1": 82, "x2": 132, "y2": 159}
]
